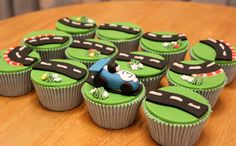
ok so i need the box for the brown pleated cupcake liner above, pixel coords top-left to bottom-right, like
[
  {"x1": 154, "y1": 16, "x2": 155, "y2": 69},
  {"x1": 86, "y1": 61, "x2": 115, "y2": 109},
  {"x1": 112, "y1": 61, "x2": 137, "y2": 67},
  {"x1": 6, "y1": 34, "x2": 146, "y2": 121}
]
[
  {"x1": 140, "y1": 74, "x2": 164, "y2": 91},
  {"x1": 72, "y1": 30, "x2": 96, "y2": 40},
  {"x1": 167, "y1": 73, "x2": 226, "y2": 107},
  {"x1": 0, "y1": 69, "x2": 33, "y2": 96},
  {"x1": 190, "y1": 51, "x2": 236, "y2": 84},
  {"x1": 97, "y1": 35, "x2": 141, "y2": 53},
  {"x1": 143, "y1": 101, "x2": 211, "y2": 146},
  {"x1": 141, "y1": 46, "x2": 188, "y2": 67},
  {"x1": 82, "y1": 85, "x2": 146, "y2": 129},
  {"x1": 33, "y1": 82, "x2": 84, "y2": 111}
]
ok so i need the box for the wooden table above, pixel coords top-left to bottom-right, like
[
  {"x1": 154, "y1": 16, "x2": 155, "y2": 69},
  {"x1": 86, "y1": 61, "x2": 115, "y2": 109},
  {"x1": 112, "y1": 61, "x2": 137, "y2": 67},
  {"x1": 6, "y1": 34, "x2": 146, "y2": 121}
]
[{"x1": 0, "y1": 1, "x2": 236, "y2": 145}]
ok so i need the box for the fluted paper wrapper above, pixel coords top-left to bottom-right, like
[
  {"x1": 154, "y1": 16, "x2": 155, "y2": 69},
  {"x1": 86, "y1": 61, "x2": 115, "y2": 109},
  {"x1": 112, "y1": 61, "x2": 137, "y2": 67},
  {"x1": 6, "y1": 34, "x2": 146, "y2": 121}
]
[
  {"x1": 140, "y1": 74, "x2": 164, "y2": 91},
  {"x1": 72, "y1": 30, "x2": 96, "y2": 40},
  {"x1": 33, "y1": 82, "x2": 83, "y2": 111},
  {"x1": 97, "y1": 35, "x2": 141, "y2": 53},
  {"x1": 167, "y1": 74, "x2": 226, "y2": 107},
  {"x1": 0, "y1": 69, "x2": 33, "y2": 96},
  {"x1": 143, "y1": 102, "x2": 211, "y2": 146},
  {"x1": 36, "y1": 46, "x2": 67, "y2": 60},
  {"x1": 190, "y1": 51, "x2": 236, "y2": 84},
  {"x1": 82, "y1": 86, "x2": 146, "y2": 129},
  {"x1": 142, "y1": 47, "x2": 188, "y2": 67}
]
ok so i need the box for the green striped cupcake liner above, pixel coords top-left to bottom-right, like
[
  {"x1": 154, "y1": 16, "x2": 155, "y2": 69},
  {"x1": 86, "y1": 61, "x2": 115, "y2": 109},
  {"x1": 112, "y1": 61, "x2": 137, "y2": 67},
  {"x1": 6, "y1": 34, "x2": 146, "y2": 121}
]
[
  {"x1": 142, "y1": 100, "x2": 211, "y2": 146},
  {"x1": 0, "y1": 69, "x2": 33, "y2": 96},
  {"x1": 82, "y1": 84, "x2": 146, "y2": 129}
]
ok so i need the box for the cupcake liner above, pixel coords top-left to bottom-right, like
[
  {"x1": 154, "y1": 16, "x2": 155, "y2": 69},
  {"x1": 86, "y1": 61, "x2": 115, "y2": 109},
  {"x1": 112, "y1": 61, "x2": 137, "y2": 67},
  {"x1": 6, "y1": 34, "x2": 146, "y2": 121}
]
[
  {"x1": 97, "y1": 34, "x2": 141, "y2": 53},
  {"x1": 72, "y1": 30, "x2": 96, "y2": 40},
  {"x1": 33, "y1": 82, "x2": 84, "y2": 112},
  {"x1": 36, "y1": 46, "x2": 67, "y2": 61},
  {"x1": 143, "y1": 101, "x2": 211, "y2": 146},
  {"x1": 82, "y1": 85, "x2": 146, "y2": 129},
  {"x1": 141, "y1": 46, "x2": 188, "y2": 67},
  {"x1": 190, "y1": 51, "x2": 236, "y2": 84},
  {"x1": 0, "y1": 69, "x2": 33, "y2": 96},
  {"x1": 167, "y1": 73, "x2": 226, "y2": 107},
  {"x1": 140, "y1": 74, "x2": 164, "y2": 91}
]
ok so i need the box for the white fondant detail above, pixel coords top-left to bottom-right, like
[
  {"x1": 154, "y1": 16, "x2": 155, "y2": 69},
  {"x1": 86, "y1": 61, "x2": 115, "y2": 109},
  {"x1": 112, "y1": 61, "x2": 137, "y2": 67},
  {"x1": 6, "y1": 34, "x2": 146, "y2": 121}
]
[
  {"x1": 39, "y1": 37, "x2": 50, "y2": 41},
  {"x1": 109, "y1": 24, "x2": 117, "y2": 27},
  {"x1": 119, "y1": 53, "x2": 129, "y2": 57},
  {"x1": 223, "y1": 51, "x2": 227, "y2": 56},
  {"x1": 72, "y1": 21, "x2": 80, "y2": 25},
  {"x1": 219, "y1": 43, "x2": 225, "y2": 50},
  {"x1": 188, "y1": 103, "x2": 201, "y2": 109},
  {"x1": 41, "y1": 62, "x2": 52, "y2": 66},
  {"x1": 189, "y1": 66, "x2": 201, "y2": 70},
  {"x1": 25, "y1": 57, "x2": 34, "y2": 61},
  {"x1": 73, "y1": 40, "x2": 80, "y2": 43},
  {"x1": 19, "y1": 46, "x2": 25, "y2": 51},
  {"x1": 148, "y1": 33, "x2": 156, "y2": 37},
  {"x1": 208, "y1": 38, "x2": 217, "y2": 43},
  {"x1": 149, "y1": 59, "x2": 160, "y2": 64},
  {"x1": 121, "y1": 26, "x2": 129, "y2": 29},
  {"x1": 29, "y1": 39, "x2": 37, "y2": 43},
  {"x1": 73, "y1": 68, "x2": 81, "y2": 74},
  {"x1": 163, "y1": 42, "x2": 169, "y2": 47},
  {"x1": 84, "y1": 23, "x2": 94, "y2": 26},
  {"x1": 133, "y1": 28, "x2": 140, "y2": 32},
  {"x1": 106, "y1": 47, "x2": 114, "y2": 51},
  {"x1": 149, "y1": 91, "x2": 163, "y2": 96},
  {"x1": 173, "y1": 62, "x2": 184, "y2": 68},
  {"x1": 53, "y1": 37, "x2": 63, "y2": 40},
  {"x1": 83, "y1": 41, "x2": 93, "y2": 45},
  {"x1": 134, "y1": 56, "x2": 144, "y2": 60},
  {"x1": 181, "y1": 75, "x2": 195, "y2": 83},
  {"x1": 95, "y1": 44, "x2": 103, "y2": 48},
  {"x1": 207, "y1": 62, "x2": 215, "y2": 67},
  {"x1": 16, "y1": 52, "x2": 21, "y2": 58},
  {"x1": 179, "y1": 33, "x2": 186, "y2": 37},
  {"x1": 116, "y1": 70, "x2": 138, "y2": 82},
  {"x1": 91, "y1": 75, "x2": 94, "y2": 79},
  {"x1": 170, "y1": 96, "x2": 183, "y2": 102},
  {"x1": 63, "y1": 18, "x2": 70, "y2": 22},
  {"x1": 57, "y1": 64, "x2": 68, "y2": 69},
  {"x1": 162, "y1": 35, "x2": 172, "y2": 38}
]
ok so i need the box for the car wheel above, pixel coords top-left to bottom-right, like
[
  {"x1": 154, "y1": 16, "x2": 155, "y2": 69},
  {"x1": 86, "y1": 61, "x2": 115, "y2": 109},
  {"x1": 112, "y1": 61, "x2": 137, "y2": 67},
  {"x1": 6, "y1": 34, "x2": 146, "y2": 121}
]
[
  {"x1": 93, "y1": 75, "x2": 107, "y2": 88},
  {"x1": 121, "y1": 82, "x2": 133, "y2": 95},
  {"x1": 108, "y1": 62, "x2": 119, "y2": 73}
]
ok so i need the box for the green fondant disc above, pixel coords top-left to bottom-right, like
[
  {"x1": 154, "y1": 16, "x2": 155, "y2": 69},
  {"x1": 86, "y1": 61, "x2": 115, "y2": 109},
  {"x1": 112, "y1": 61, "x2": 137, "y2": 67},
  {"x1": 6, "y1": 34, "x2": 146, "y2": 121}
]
[
  {"x1": 145, "y1": 86, "x2": 211, "y2": 124},
  {"x1": 31, "y1": 59, "x2": 88, "y2": 87},
  {"x1": 140, "y1": 32, "x2": 189, "y2": 53},
  {"x1": 96, "y1": 22, "x2": 142, "y2": 40}
]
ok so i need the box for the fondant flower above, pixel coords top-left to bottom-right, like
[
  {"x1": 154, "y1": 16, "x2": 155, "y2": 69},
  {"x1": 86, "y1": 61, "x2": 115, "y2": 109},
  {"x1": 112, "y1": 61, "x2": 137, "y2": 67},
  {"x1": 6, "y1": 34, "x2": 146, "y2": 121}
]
[
  {"x1": 90, "y1": 87, "x2": 109, "y2": 100},
  {"x1": 181, "y1": 75, "x2": 203, "y2": 85},
  {"x1": 129, "y1": 59, "x2": 144, "y2": 70},
  {"x1": 88, "y1": 49, "x2": 100, "y2": 57},
  {"x1": 41, "y1": 73, "x2": 62, "y2": 83},
  {"x1": 163, "y1": 39, "x2": 182, "y2": 49}
]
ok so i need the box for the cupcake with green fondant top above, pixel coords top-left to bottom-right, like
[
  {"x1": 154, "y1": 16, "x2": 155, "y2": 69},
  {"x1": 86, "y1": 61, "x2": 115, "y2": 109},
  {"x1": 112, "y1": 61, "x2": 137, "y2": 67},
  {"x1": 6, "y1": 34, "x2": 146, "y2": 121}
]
[
  {"x1": 65, "y1": 39, "x2": 118, "y2": 67},
  {"x1": 22, "y1": 30, "x2": 72, "y2": 60},
  {"x1": 143, "y1": 86, "x2": 211, "y2": 146},
  {"x1": 190, "y1": 38, "x2": 236, "y2": 84},
  {"x1": 140, "y1": 32, "x2": 189, "y2": 66},
  {"x1": 82, "y1": 58, "x2": 145, "y2": 129},
  {"x1": 0, "y1": 46, "x2": 40, "y2": 96},
  {"x1": 167, "y1": 60, "x2": 227, "y2": 107},
  {"x1": 115, "y1": 51, "x2": 166, "y2": 90},
  {"x1": 96, "y1": 22, "x2": 143, "y2": 53},
  {"x1": 56, "y1": 16, "x2": 96, "y2": 40},
  {"x1": 31, "y1": 59, "x2": 88, "y2": 111}
]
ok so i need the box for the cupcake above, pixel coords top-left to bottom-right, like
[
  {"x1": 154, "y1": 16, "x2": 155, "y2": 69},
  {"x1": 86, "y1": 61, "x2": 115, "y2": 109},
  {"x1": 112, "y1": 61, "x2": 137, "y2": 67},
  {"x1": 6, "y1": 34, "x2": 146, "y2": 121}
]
[
  {"x1": 65, "y1": 39, "x2": 118, "y2": 67},
  {"x1": 56, "y1": 16, "x2": 96, "y2": 40},
  {"x1": 167, "y1": 60, "x2": 227, "y2": 107},
  {"x1": 96, "y1": 22, "x2": 143, "y2": 53},
  {"x1": 0, "y1": 46, "x2": 40, "y2": 96},
  {"x1": 82, "y1": 58, "x2": 145, "y2": 129},
  {"x1": 115, "y1": 51, "x2": 166, "y2": 90},
  {"x1": 143, "y1": 86, "x2": 211, "y2": 146},
  {"x1": 140, "y1": 32, "x2": 189, "y2": 66},
  {"x1": 31, "y1": 59, "x2": 88, "y2": 111},
  {"x1": 190, "y1": 38, "x2": 236, "y2": 84},
  {"x1": 22, "y1": 30, "x2": 72, "y2": 60}
]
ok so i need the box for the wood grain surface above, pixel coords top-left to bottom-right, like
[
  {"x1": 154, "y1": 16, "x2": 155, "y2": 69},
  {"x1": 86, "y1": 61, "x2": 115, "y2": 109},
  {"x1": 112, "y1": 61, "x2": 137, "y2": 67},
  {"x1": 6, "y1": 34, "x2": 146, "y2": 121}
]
[{"x1": 0, "y1": 1, "x2": 235, "y2": 146}]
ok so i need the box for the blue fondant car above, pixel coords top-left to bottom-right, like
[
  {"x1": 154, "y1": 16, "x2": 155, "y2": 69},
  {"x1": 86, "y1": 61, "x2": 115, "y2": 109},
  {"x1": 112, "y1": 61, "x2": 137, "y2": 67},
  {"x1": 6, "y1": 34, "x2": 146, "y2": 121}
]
[{"x1": 89, "y1": 58, "x2": 141, "y2": 95}]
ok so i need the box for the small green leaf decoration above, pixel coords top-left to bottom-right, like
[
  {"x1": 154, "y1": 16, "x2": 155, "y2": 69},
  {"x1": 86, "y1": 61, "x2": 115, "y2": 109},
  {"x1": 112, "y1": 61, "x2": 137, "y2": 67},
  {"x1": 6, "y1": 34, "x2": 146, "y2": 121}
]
[
  {"x1": 79, "y1": 16, "x2": 89, "y2": 23},
  {"x1": 41, "y1": 73, "x2": 62, "y2": 83},
  {"x1": 129, "y1": 59, "x2": 144, "y2": 70},
  {"x1": 192, "y1": 76, "x2": 203, "y2": 85},
  {"x1": 90, "y1": 87, "x2": 109, "y2": 100}
]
